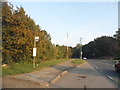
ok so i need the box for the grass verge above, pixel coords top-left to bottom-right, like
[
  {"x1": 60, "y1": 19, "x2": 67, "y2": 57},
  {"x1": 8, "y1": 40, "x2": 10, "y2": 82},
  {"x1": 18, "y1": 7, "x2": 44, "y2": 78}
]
[
  {"x1": 71, "y1": 59, "x2": 85, "y2": 64},
  {"x1": 2, "y1": 59, "x2": 70, "y2": 77},
  {"x1": 112, "y1": 60, "x2": 120, "y2": 62}
]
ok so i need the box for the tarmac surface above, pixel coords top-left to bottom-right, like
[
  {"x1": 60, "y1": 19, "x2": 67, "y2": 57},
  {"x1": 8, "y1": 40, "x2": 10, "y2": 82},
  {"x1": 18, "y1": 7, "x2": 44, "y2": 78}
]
[
  {"x1": 2, "y1": 59, "x2": 118, "y2": 89},
  {"x1": 50, "y1": 60, "x2": 116, "y2": 88}
]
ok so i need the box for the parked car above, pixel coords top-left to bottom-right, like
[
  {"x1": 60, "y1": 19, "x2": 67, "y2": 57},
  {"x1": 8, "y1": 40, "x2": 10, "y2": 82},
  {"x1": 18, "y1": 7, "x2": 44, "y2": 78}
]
[
  {"x1": 115, "y1": 61, "x2": 120, "y2": 72},
  {"x1": 83, "y1": 57, "x2": 87, "y2": 60}
]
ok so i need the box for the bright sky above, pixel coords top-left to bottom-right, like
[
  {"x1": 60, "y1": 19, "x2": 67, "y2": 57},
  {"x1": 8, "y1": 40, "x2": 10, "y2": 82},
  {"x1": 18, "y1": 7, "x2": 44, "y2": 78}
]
[{"x1": 10, "y1": 2, "x2": 118, "y2": 47}]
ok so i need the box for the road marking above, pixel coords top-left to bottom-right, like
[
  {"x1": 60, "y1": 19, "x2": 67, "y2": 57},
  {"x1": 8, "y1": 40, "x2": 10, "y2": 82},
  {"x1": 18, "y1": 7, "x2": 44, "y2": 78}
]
[
  {"x1": 94, "y1": 66, "x2": 98, "y2": 69},
  {"x1": 107, "y1": 75, "x2": 113, "y2": 80},
  {"x1": 92, "y1": 65, "x2": 98, "y2": 69}
]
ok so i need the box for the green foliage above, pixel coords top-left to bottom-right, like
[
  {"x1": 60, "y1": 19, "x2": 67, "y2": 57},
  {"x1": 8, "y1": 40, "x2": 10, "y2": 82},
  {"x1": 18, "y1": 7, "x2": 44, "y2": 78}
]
[
  {"x1": 2, "y1": 3, "x2": 35, "y2": 63},
  {"x1": 82, "y1": 36, "x2": 118, "y2": 59},
  {"x1": 71, "y1": 44, "x2": 81, "y2": 58},
  {"x1": 2, "y1": 59, "x2": 69, "y2": 77},
  {"x1": 71, "y1": 36, "x2": 118, "y2": 59},
  {"x1": 71, "y1": 59, "x2": 85, "y2": 64},
  {"x1": 56, "y1": 45, "x2": 72, "y2": 59},
  {"x1": 2, "y1": 2, "x2": 72, "y2": 64},
  {"x1": 114, "y1": 28, "x2": 120, "y2": 59}
]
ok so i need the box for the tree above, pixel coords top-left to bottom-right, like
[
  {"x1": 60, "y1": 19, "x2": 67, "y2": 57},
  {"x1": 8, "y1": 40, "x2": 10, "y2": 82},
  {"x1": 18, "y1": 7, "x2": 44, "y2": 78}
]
[
  {"x1": 2, "y1": 3, "x2": 41, "y2": 63},
  {"x1": 114, "y1": 28, "x2": 120, "y2": 59},
  {"x1": 82, "y1": 36, "x2": 117, "y2": 59},
  {"x1": 2, "y1": 2, "x2": 72, "y2": 64},
  {"x1": 71, "y1": 44, "x2": 81, "y2": 58}
]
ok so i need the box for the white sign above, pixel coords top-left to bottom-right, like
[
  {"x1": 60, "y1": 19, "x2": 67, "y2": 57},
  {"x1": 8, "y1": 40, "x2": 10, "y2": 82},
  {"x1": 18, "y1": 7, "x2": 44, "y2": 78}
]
[
  {"x1": 33, "y1": 48, "x2": 37, "y2": 56},
  {"x1": 35, "y1": 36, "x2": 39, "y2": 42}
]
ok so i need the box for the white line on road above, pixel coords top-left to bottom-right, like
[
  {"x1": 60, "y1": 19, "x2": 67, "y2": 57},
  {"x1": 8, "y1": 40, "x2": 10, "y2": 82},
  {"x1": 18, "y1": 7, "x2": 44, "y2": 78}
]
[
  {"x1": 107, "y1": 75, "x2": 113, "y2": 80},
  {"x1": 92, "y1": 65, "x2": 98, "y2": 69},
  {"x1": 100, "y1": 70, "x2": 103, "y2": 72},
  {"x1": 94, "y1": 66, "x2": 98, "y2": 69}
]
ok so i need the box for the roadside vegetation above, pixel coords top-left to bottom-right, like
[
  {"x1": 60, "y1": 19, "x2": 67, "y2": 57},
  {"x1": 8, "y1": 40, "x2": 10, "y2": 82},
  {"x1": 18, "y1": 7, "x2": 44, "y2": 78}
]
[
  {"x1": 2, "y1": 2, "x2": 72, "y2": 64},
  {"x1": 2, "y1": 59, "x2": 70, "y2": 77},
  {"x1": 71, "y1": 59, "x2": 85, "y2": 64},
  {"x1": 2, "y1": 59, "x2": 86, "y2": 77},
  {"x1": 72, "y1": 36, "x2": 119, "y2": 60},
  {"x1": 2, "y1": 2, "x2": 120, "y2": 77},
  {"x1": 112, "y1": 60, "x2": 120, "y2": 62}
]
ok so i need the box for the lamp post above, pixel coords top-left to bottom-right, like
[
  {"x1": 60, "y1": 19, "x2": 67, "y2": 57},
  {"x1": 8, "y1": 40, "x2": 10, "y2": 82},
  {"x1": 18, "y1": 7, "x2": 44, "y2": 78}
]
[
  {"x1": 67, "y1": 33, "x2": 69, "y2": 59},
  {"x1": 33, "y1": 36, "x2": 39, "y2": 68},
  {"x1": 80, "y1": 38, "x2": 83, "y2": 59}
]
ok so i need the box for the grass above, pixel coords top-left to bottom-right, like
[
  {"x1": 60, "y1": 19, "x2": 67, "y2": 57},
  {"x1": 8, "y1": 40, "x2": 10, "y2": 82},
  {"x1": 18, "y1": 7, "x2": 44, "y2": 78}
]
[
  {"x1": 71, "y1": 59, "x2": 85, "y2": 64},
  {"x1": 2, "y1": 59, "x2": 70, "y2": 77},
  {"x1": 112, "y1": 60, "x2": 120, "y2": 62}
]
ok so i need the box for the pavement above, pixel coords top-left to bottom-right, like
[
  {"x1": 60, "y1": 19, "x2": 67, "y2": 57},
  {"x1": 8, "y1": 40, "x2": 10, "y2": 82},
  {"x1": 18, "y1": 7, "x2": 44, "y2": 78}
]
[
  {"x1": 2, "y1": 59, "x2": 77, "y2": 88},
  {"x1": 2, "y1": 59, "x2": 118, "y2": 89}
]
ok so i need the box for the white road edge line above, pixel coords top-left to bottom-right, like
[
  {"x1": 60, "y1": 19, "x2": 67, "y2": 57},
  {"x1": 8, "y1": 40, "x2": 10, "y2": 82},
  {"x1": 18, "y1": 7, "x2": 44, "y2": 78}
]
[
  {"x1": 92, "y1": 65, "x2": 98, "y2": 69},
  {"x1": 92, "y1": 65, "x2": 95, "y2": 67},
  {"x1": 94, "y1": 66, "x2": 98, "y2": 69},
  {"x1": 107, "y1": 75, "x2": 113, "y2": 80}
]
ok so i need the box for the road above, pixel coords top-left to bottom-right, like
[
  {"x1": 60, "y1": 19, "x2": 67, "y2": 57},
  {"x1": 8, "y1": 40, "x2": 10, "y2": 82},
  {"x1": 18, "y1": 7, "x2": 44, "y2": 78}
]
[
  {"x1": 87, "y1": 59, "x2": 120, "y2": 89},
  {"x1": 49, "y1": 59, "x2": 118, "y2": 89}
]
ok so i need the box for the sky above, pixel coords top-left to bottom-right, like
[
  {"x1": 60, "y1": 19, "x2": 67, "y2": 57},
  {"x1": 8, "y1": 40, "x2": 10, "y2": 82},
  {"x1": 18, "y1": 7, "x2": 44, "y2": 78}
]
[
  {"x1": 118, "y1": 1, "x2": 120, "y2": 28},
  {"x1": 10, "y1": 2, "x2": 118, "y2": 47}
]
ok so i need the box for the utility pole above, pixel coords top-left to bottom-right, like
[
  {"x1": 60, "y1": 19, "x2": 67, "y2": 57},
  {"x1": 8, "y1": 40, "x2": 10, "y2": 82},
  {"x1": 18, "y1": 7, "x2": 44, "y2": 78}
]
[
  {"x1": 33, "y1": 40, "x2": 36, "y2": 68},
  {"x1": 67, "y1": 33, "x2": 69, "y2": 59},
  {"x1": 33, "y1": 36, "x2": 39, "y2": 68},
  {"x1": 80, "y1": 38, "x2": 83, "y2": 59}
]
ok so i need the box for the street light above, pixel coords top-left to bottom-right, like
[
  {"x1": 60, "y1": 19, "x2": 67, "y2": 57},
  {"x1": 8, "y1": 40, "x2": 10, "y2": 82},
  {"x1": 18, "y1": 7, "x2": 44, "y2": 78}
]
[
  {"x1": 80, "y1": 38, "x2": 82, "y2": 59},
  {"x1": 67, "y1": 33, "x2": 69, "y2": 59},
  {"x1": 33, "y1": 36, "x2": 39, "y2": 68}
]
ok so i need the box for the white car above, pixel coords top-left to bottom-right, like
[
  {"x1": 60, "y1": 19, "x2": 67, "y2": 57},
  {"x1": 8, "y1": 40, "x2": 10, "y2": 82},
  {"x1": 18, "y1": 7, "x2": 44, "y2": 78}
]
[{"x1": 83, "y1": 57, "x2": 87, "y2": 60}]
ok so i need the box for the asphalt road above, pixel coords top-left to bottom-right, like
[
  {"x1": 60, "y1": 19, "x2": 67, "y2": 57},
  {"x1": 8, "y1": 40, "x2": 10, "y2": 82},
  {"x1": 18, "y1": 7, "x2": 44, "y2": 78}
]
[
  {"x1": 87, "y1": 59, "x2": 120, "y2": 89},
  {"x1": 50, "y1": 60, "x2": 117, "y2": 88}
]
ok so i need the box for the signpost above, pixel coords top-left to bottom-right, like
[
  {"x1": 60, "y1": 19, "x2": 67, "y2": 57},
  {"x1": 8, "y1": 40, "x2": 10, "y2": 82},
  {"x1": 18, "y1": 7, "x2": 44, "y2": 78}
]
[
  {"x1": 33, "y1": 36, "x2": 39, "y2": 68},
  {"x1": 33, "y1": 48, "x2": 36, "y2": 56}
]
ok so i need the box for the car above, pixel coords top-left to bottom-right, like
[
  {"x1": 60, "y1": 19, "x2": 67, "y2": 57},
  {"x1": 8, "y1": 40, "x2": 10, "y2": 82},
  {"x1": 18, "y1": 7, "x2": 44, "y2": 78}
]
[
  {"x1": 115, "y1": 61, "x2": 120, "y2": 72},
  {"x1": 83, "y1": 57, "x2": 87, "y2": 60}
]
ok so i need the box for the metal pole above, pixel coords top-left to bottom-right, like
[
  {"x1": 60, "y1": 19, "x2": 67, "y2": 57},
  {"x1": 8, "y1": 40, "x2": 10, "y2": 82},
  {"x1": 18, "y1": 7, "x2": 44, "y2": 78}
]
[
  {"x1": 80, "y1": 38, "x2": 83, "y2": 59},
  {"x1": 81, "y1": 41, "x2": 82, "y2": 59},
  {"x1": 67, "y1": 33, "x2": 69, "y2": 59},
  {"x1": 33, "y1": 39, "x2": 36, "y2": 68},
  {"x1": 79, "y1": 39, "x2": 81, "y2": 59}
]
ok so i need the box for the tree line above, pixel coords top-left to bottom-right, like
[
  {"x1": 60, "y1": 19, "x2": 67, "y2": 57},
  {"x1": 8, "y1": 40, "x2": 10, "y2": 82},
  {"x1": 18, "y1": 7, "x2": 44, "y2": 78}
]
[
  {"x1": 72, "y1": 31, "x2": 120, "y2": 60},
  {"x1": 2, "y1": 2, "x2": 120, "y2": 64},
  {"x1": 2, "y1": 2, "x2": 72, "y2": 64}
]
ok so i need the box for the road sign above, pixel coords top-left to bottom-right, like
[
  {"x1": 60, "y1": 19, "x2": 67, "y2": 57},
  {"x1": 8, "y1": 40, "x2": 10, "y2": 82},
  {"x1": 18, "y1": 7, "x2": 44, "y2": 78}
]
[
  {"x1": 33, "y1": 48, "x2": 37, "y2": 56},
  {"x1": 35, "y1": 36, "x2": 39, "y2": 42}
]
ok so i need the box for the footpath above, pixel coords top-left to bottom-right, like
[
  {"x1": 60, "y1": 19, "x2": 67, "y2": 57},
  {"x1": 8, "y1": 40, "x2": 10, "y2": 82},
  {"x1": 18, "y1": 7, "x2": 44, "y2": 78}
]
[
  {"x1": 2, "y1": 60, "x2": 118, "y2": 89},
  {"x1": 2, "y1": 60, "x2": 76, "y2": 88}
]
